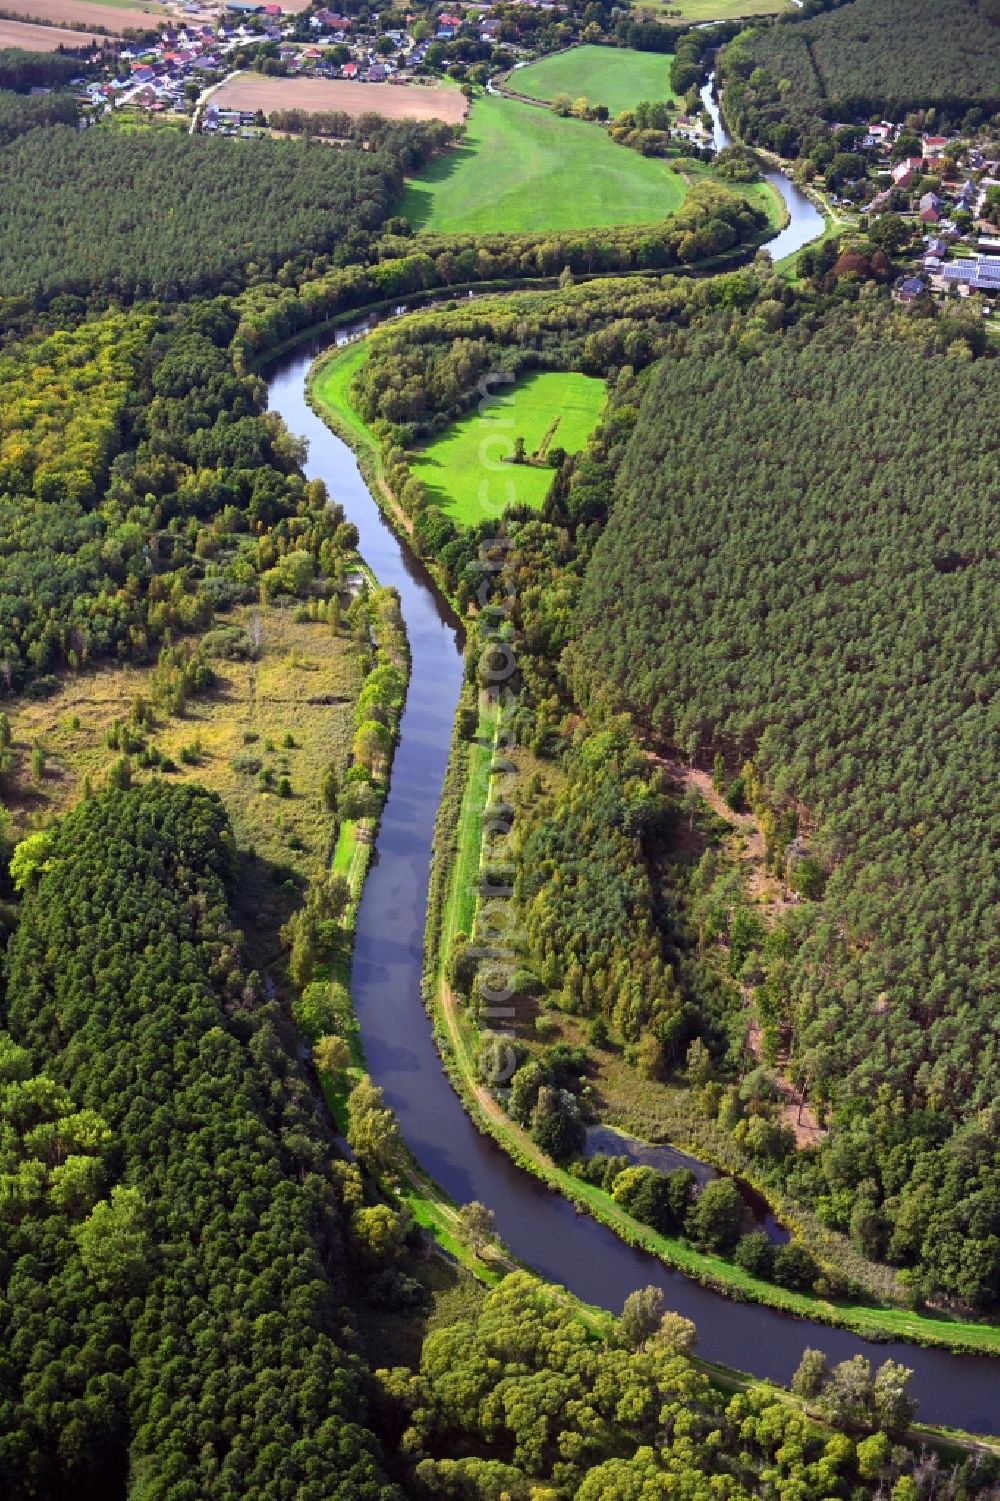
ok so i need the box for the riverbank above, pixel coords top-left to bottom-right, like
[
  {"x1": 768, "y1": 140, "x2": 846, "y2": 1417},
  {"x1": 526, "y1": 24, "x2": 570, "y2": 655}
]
[
  {"x1": 421, "y1": 683, "x2": 1000, "y2": 1357},
  {"x1": 307, "y1": 342, "x2": 466, "y2": 617}
]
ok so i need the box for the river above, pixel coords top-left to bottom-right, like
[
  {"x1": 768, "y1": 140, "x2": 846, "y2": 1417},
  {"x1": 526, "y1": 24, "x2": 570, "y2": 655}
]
[
  {"x1": 700, "y1": 71, "x2": 824, "y2": 260},
  {"x1": 264, "y1": 200, "x2": 997, "y2": 1432}
]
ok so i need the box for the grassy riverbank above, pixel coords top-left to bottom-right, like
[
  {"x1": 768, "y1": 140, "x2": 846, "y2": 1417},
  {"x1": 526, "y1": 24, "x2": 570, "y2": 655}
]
[
  {"x1": 422, "y1": 687, "x2": 1000, "y2": 1358},
  {"x1": 307, "y1": 341, "x2": 466, "y2": 615}
]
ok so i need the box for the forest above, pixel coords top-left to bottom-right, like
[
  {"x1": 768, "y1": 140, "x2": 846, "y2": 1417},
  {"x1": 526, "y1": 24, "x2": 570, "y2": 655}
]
[
  {"x1": 0, "y1": 127, "x2": 407, "y2": 303},
  {"x1": 722, "y1": 0, "x2": 1000, "y2": 154},
  {"x1": 0, "y1": 793, "x2": 993, "y2": 1497},
  {"x1": 0, "y1": 300, "x2": 360, "y2": 691},
  {"x1": 568, "y1": 304, "x2": 1000, "y2": 1307},
  {"x1": 0, "y1": 88, "x2": 78, "y2": 144},
  {"x1": 0, "y1": 47, "x2": 85, "y2": 92},
  {"x1": 0, "y1": 783, "x2": 394, "y2": 1498}
]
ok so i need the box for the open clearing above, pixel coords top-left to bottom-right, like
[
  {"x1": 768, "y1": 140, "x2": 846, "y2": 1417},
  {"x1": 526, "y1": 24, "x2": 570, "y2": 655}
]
[
  {"x1": 0, "y1": 0, "x2": 160, "y2": 28},
  {"x1": 400, "y1": 95, "x2": 686, "y2": 233},
  {"x1": 210, "y1": 74, "x2": 469, "y2": 124},
  {"x1": 4, "y1": 603, "x2": 360, "y2": 947},
  {"x1": 514, "y1": 44, "x2": 677, "y2": 116},
  {"x1": 634, "y1": 0, "x2": 791, "y2": 18},
  {"x1": 411, "y1": 372, "x2": 605, "y2": 525},
  {"x1": 0, "y1": 15, "x2": 101, "y2": 44}
]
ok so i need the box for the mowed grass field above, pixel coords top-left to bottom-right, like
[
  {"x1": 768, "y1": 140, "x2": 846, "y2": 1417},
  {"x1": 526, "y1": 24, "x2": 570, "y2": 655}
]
[
  {"x1": 411, "y1": 371, "x2": 605, "y2": 525},
  {"x1": 634, "y1": 0, "x2": 792, "y2": 18},
  {"x1": 514, "y1": 44, "x2": 677, "y2": 116},
  {"x1": 399, "y1": 95, "x2": 687, "y2": 233}
]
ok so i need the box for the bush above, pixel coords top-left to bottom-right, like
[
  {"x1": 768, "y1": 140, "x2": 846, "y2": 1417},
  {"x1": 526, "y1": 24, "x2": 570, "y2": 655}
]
[
  {"x1": 733, "y1": 1230, "x2": 775, "y2": 1280},
  {"x1": 772, "y1": 1241, "x2": 819, "y2": 1291},
  {"x1": 686, "y1": 1178, "x2": 744, "y2": 1254}
]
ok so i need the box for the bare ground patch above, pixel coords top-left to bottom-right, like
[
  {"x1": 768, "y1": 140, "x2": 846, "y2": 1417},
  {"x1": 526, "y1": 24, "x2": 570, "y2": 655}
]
[
  {"x1": 0, "y1": 14, "x2": 101, "y2": 43},
  {"x1": 210, "y1": 73, "x2": 469, "y2": 125}
]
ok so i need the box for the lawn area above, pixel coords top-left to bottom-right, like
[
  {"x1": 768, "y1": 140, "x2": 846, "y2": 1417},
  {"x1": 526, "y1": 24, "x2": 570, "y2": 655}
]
[
  {"x1": 411, "y1": 371, "x2": 606, "y2": 525},
  {"x1": 634, "y1": 0, "x2": 792, "y2": 18},
  {"x1": 399, "y1": 94, "x2": 687, "y2": 233},
  {"x1": 513, "y1": 44, "x2": 676, "y2": 116}
]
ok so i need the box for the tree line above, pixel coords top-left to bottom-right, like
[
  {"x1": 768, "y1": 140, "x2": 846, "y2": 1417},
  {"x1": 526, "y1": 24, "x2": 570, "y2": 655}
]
[{"x1": 234, "y1": 180, "x2": 769, "y2": 365}]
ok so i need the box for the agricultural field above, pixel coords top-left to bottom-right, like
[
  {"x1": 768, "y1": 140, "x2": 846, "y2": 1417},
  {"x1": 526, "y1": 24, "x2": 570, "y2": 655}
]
[
  {"x1": 0, "y1": 0, "x2": 161, "y2": 29},
  {"x1": 513, "y1": 44, "x2": 677, "y2": 117},
  {"x1": 410, "y1": 371, "x2": 605, "y2": 525},
  {"x1": 210, "y1": 73, "x2": 469, "y2": 125},
  {"x1": 0, "y1": 16, "x2": 100, "y2": 45},
  {"x1": 634, "y1": 0, "x2": 792, "y2": 19},
  {"x1": 400, "y1": 95, "x2": 687, "y2": 233}
]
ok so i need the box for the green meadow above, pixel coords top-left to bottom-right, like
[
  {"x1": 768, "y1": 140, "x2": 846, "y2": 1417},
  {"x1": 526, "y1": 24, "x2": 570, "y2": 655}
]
[
  {"x1": 411, "y1": 371, "x2": 606, "y2": 525},
  {"x1": 514, "y1": 44, "x2": 677, "y2": 116},
  {"x1": 399, "y1": 95, "x2": 687, "y2": 234},
  {"x1": 633, "y1": 0, "x2": 791, "y2": 17}
]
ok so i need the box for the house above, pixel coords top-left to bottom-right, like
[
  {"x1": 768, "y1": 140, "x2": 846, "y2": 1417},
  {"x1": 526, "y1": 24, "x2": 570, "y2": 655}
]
[
  {"x1": 342, "y1": 60, "x2": 359, "y2": 76},
  {"x1": 926, "y1": 235, "x2": 949, "y2": 258},
  {"x1": 893, "y1": 276, "x2": 926, "y2": 303},
  {"x1": 366, "y1": 63, "x2": 388, "y2": 80},
  {"x1": 921, "y1": 134, "x2": 948, "y2": 160},
  {"x1": 919, "y1": 191, "x2": 941, "y2": 223},
  {"x1": 891, "y1": 157, "x2": 921, "y2": 188}
]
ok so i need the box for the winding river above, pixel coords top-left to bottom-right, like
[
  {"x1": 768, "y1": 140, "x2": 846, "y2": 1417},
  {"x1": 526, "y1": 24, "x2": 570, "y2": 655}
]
[
  {"x1": 264, "y1": 155, "x2": 997, "y2": 1431},
  {"x1": 701, "y1": 72, "x2": 825, "y2": 259}
]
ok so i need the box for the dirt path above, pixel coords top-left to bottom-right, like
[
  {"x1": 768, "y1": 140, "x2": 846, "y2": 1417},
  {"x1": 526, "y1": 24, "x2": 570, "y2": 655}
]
[{"x1": 650, "y1": 754, "x2": 824, "y2": 1147}]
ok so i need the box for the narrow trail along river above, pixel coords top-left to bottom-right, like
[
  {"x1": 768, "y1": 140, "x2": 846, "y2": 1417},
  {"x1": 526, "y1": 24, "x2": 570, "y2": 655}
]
[{"x1": 265, "y1": 170, "x2": 997, "y2": 1431}]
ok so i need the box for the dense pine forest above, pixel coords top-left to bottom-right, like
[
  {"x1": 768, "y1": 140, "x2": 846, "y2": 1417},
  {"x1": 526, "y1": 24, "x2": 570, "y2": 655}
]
[
  {"x1": 0, "y1": 129, "x2": 406, "y2": 302},
  {"x1": 722, "y1": 0, "x2": 1000, "y2": 154},
  {"x1": 568, "y1": 306, "x2": 1000, "y2": 1307}
]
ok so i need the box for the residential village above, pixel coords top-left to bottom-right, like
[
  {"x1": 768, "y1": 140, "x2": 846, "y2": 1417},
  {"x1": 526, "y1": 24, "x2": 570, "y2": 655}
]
[
  {"x1": 812, "y1": 120, "x2": 1000, "y2": 311},
  {"x1": 58, "y1": 0, "x2": 555, "y2": 130}
]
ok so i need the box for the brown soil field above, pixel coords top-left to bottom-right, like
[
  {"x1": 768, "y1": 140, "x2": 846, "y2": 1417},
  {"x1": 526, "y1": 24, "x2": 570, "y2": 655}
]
[
  {"x1": 0, "y1": 14, "x2": 102, "y2": 44},
  {"x1": 210, "y1": 73, "x2": 469, "y2": 124},
  {"x1": 0, "y1": 0, "x2": 159, "y2": 34}
]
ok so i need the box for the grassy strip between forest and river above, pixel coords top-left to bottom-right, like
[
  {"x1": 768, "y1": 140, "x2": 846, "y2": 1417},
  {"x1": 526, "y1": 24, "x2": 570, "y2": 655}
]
[{"x1": 305, "y1": 328, "x2": 1000, "y2": 1361}]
